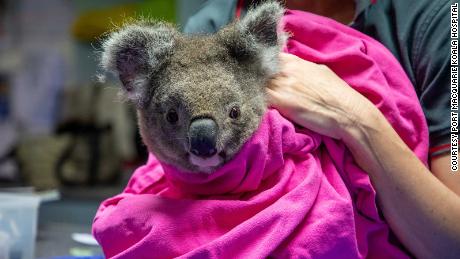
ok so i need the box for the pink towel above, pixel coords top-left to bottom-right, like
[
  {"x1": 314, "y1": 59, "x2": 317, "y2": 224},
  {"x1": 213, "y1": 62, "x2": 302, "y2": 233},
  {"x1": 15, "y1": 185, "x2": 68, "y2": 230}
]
[{"x1": 93, "y1": 10, "x2": 428, "y2": 258}]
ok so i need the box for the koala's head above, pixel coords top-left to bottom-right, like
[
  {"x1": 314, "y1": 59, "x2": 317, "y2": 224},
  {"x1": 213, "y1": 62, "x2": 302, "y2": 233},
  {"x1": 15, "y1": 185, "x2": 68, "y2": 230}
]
[{"x1": 101, "y1": 2, "x2": 286, "y2": 173}]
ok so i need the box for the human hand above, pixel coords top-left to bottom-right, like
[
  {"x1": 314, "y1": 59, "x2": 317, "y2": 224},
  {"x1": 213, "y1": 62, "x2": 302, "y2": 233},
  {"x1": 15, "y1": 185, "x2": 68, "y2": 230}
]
[{"x1": 267, "y1": 53, "x2": 378, "y2": 140}]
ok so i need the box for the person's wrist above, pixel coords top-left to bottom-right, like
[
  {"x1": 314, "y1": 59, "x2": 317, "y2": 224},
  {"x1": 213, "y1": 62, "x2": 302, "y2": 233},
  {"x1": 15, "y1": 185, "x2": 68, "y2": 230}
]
[
  {"x1": 338, "y1": 102, "x2": 382, "y2": 146},
  {"x1": 334, "y1": 103, "x2": 388, "y2": 175}
]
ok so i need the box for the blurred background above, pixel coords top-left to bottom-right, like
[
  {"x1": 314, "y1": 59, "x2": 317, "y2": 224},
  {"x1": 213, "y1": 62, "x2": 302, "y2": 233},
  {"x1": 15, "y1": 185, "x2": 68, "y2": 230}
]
[{"x1": 0, "y1": 0, "x2": 207, "y2": 258}]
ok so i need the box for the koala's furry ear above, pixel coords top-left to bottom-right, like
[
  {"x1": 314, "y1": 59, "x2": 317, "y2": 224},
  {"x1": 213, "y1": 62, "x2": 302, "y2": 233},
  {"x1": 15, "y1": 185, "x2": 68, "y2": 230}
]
[
  {"x1": 220, "y1": 1, "x2": 286, "y2": 75},
  {"x1": 239, "y1": 1, "x2": 285, "y2": 47},
  {"x1": 100, "y1": 22, "x2": 176, "y2": 107}
]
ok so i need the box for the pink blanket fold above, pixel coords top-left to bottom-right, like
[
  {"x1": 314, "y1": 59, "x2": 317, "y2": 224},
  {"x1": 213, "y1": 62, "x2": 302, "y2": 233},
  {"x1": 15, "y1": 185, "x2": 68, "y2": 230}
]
[{"x1": 93, "y1": 10, "x2": 429, "y2": 259}]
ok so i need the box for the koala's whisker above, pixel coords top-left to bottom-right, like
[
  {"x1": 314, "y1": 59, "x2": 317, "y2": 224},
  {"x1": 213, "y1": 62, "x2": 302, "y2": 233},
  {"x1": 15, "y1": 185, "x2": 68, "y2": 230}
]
[{"x1": 172, "y1": 137, "x2": 188, "y2": 141}]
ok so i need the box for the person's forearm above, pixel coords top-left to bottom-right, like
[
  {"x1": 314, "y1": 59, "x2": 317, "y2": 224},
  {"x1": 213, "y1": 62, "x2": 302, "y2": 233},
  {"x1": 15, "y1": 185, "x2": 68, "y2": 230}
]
[{"x1": 341, "y1": 108, "x2": 460, "y2": 259}]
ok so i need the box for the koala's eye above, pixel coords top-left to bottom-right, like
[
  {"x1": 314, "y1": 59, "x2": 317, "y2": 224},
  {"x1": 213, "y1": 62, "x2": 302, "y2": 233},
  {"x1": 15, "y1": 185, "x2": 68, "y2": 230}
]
[
  {"x1": 166, "y1": 109, "x2": 178, "y2": 124},
  {"x1": 229, "y1": 106, "x2": 240, "y2": 119}
]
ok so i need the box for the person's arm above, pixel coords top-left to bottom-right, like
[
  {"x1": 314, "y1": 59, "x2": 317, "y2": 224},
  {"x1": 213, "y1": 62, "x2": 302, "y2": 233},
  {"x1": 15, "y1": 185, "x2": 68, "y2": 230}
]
[
  {"x1": 431, "y1": 154, "x2": 460, "y2": 196},
  {"x1": 267, "y1": 53, "x2": 460, "y2": 259}
]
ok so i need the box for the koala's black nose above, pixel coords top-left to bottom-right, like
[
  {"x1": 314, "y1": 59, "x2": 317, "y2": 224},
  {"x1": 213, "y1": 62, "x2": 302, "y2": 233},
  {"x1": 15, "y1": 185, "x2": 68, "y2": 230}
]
[{"x1": 189, "y1": 118, "x2": 218, "y2": 158}]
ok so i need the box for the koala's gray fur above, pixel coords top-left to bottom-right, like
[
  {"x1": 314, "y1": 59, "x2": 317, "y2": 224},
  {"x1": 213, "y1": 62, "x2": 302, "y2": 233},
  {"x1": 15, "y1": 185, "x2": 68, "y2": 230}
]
[{"x1": 100, "y1": 1, "x2": 286, "y2": 173}]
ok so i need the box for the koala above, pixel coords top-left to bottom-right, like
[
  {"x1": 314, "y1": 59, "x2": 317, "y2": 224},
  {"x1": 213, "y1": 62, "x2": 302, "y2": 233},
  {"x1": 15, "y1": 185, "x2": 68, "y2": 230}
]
[{"x1": 100, "y1": 1, "x2": 286, "y2": 173}]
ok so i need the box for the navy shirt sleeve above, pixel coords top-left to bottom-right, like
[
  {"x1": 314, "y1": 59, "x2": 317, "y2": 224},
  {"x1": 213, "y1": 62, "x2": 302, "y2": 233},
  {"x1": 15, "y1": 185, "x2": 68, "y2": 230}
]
[
  {"x1": 352, "y1": 0, "x2": 452, "y2": 155},
  {"x1": 415, "y1": 1, "x2": 451, "y2": 155},
  {"x1": 183, "y1": 0, "x2": 237, "y2": 35}
]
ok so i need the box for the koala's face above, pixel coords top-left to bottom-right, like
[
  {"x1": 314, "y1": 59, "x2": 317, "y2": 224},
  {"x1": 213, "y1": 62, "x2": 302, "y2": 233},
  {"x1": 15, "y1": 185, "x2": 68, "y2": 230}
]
[
  {"x1": 101, "y1": 2, "x2": 285, "y2": 173},
  {"x1": 139, "y1": 38, "x2": 269, "y2": 173}
]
